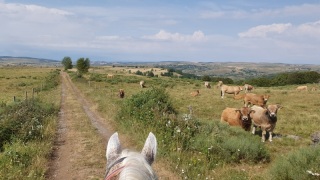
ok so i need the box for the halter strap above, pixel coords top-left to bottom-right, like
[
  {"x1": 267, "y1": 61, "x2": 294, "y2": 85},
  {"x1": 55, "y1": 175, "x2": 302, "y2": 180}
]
[{"x1": 105, "y1": 157, "x2": 127, "y2": 180}]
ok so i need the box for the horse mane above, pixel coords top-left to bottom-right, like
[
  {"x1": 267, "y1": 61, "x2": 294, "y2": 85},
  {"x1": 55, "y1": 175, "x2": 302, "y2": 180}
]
[{"x1": 105, "y1": 132, "x2": 158, "y2": 180}]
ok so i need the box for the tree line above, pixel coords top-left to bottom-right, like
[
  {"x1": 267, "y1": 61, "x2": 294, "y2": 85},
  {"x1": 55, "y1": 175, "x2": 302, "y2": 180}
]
[
  {"x1": 238, "y1": 71, "x2": 320, "y2": 87},
  {"x1": 61, "y1": 56, "x2": 90, "y2": 77}
]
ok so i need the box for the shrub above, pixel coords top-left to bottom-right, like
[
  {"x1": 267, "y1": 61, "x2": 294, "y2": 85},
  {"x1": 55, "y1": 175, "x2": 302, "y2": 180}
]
[
  {"x1": 194, "y1": 121, "x2": 270, "y2": 166},
  {"x1": 269, "y1": 145, "x2": 320, "y2": 180},
  {"x1": 0, "y1": 99, "x2": 59, "y2": 150},
  {"x1": 89, "y1": 73, "x2": 103, "y2": 82},
  {"x1": 42, "y1": 69, "x2": 60, "y2": 91}
]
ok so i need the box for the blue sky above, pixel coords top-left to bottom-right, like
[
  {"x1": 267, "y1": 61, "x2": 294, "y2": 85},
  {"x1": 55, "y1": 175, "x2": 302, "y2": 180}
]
[{"x1": 1, "y1": 0, "x2": 320, "y2": 64}]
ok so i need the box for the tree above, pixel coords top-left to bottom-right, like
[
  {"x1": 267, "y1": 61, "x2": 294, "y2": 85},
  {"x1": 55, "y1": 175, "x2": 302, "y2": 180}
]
[
  {"x1": 61, "y1": 56, "x2": 73, "y2": 70},
  {"x1": 76, "y1": 58, "x2": 90, "y2": 77}
]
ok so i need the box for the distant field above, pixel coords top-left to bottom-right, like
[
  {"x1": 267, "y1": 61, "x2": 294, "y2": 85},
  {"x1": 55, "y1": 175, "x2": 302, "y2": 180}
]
[
  {"x1": 89, "y1": 66, "x2": 168, "y2": 76},
  {"x1": 0, "y1": 67, "x2": 59, "y2": 103}
]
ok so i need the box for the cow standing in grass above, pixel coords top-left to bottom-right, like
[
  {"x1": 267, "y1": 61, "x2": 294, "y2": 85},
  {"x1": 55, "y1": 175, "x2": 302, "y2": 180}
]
[
  {"x1": 244, "y1": 84, "x2": 254, "y2": 93},
  {"x1": 119, "y1": 89, "x2": 125, "y2": 98},
  {"x1": 204, "y1": 81, "x2": 211, "y2": 88},
  {"x1": 296, "y1": 86, "x2": 307, "y2": 91},
  {"x1": 140, "y1": 81, "x2": 145, "y2": 88},
  {"x1": 217, "y1": 81, "x2": 243, "y2": 98},
  {"x1": 234, "y1": 93, "x2": 270, "y2": 107},
  {"x1": 251, "y1": 104, "x2": 282, "y2": 142}
]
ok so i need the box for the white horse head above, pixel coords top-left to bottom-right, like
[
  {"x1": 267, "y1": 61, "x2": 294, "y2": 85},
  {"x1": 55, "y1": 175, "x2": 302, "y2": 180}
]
[{"x1": 105, "y1": 132, "x2": 158, "y2": 180}]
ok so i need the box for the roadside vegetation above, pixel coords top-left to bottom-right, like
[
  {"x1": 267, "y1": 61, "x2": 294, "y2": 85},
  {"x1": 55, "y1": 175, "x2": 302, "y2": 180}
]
[
  {"x1": 69, "y1": 66, "x2": 320, "y2": 179},
  {"x1": 0, "y1": 68, "x2": 60, "y2": 179}
]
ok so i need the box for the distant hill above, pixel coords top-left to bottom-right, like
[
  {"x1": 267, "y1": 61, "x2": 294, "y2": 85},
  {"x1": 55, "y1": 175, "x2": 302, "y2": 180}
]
[
  {"x1": 152, "y1": 61, "x2": 320, "y2": 79},
  {"x1": 2, "y1": 56, "x2": 320, "y2": 80},
  {"x1": 0, "y1": 56, "x2": 61, "y2": 67},
  {"x1": 92, "y1": 61, "x2": 320, "y2": 80}
]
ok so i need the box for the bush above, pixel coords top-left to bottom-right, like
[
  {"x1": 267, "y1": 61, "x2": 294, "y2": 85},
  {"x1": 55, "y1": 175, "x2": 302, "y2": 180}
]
[
  {"x1": 269, "y1": 145, "x2": 320, "y2": 180},
  {"x1": 42, "y1": 69, "x2": 60, "y2": 90},
  {"x1": 194, "y1": 121, "x2": 270, "y2": 166},
  {"x1": 0, "y1": 99, "x2": 59, "y2": 150},
  {"x1": 89, "y1": 73, "x2": 103, "y2": 82}
]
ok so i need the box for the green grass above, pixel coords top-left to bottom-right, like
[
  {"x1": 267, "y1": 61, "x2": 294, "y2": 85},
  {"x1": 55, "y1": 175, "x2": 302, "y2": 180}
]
[
  {"x1": 0, "y1": 68, "x2": 60, "y2": 179},
  {"x1": 70, "y1": 67, "x2": 320, "y2": 179}
]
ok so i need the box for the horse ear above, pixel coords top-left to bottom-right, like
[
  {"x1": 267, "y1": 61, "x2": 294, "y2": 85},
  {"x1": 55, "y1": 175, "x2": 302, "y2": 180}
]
[
  {"x1": 106, "y1": 132, "x2": 122, "y2": 163},
  {"x1": 141, "y1": 132, "x2": 157, "y2": 165}
]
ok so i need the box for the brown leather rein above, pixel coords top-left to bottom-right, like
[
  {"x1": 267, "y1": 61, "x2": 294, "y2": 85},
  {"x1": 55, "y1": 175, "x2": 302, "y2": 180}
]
[{"x1": 104, "y1": 157, "x2": 127, "y2": 180}]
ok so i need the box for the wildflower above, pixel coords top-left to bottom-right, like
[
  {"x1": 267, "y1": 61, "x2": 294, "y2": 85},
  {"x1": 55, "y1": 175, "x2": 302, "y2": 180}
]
[
  {"x1": 307, "y1": 170, "x2": 320, "y2": 176},
  {"x1": 176, "y1": 126, "x2": 181, "y2": 133}
]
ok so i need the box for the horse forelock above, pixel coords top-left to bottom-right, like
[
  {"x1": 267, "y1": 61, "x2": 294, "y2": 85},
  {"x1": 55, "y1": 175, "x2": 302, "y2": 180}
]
[{"x1": 106, "y1": 150, "x2": 157, "y2": 180}]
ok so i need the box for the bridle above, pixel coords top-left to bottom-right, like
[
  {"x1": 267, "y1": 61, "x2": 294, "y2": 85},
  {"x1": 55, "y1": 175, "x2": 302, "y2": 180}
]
[{"x1": 104, "y1": 157, "x2": 127, "y2": 180}]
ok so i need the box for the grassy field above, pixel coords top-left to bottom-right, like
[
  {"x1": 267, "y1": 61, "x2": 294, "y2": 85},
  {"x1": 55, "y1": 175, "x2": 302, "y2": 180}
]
[
  {"x1": 0, "y1": 67, "x2": 61, "y2": 179},
  {"x1": 70, "y1": 66, "x2": 320, "y2": 179},
  {"x1": 0, "y1": 65, "x2": 319, "y2": 179}
]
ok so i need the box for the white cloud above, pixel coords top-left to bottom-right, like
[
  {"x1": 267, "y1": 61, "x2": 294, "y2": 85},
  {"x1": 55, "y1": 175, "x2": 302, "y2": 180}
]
[
  {"x1": 238, "y1": 23, "x2": 292, "y2": 38},
  {"x1": 200, "y1": 4, "x2": 320, "y2": 20},
  {"x1": 0, "y1": 2, "x2": 72, "y2": 16},
  {"x1": 296, "y1": 20, "x2": 320, "y2": 38},
  {"x1": 143, "y1": 30, "x2": 206, "y2": 42}
]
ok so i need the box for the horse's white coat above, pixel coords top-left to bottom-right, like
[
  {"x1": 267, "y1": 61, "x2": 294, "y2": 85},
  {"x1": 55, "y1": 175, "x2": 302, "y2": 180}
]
[{"x1": 105, "y1": 132, "x2": 158, "y2": 180}]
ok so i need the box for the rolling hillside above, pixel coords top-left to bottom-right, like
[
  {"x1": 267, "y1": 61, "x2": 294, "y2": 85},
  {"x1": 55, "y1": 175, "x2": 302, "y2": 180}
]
[{"x1": 2, "y1": 56, "x2": 320, "y2": 79}]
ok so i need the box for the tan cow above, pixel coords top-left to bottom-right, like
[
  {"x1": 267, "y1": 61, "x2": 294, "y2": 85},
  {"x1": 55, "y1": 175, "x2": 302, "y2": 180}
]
[
  {"x1": 234, "y1": 93, "x2": 270, "y2": 107},
  {"x1": 140, "y1": 80, "x2": 145, "y2": 88},
  {"x1": 119, "y1": 89, "x2": 125, "y2": 98},
  {"x1": 217, "y1": 81, "x2": 243, "y2": 98},
  {"x1": 244, "y1": 84, "x2": 254, "y2": 93},
  {"x1": 216, "y1": 81, "x2": 223, "y2": 89},
  {"x1": 311, "y1": 87, "x2": 318, "y2": 91},
  {"x1": 204, "y1": 81, "x2": 211, "y2": 88},
  {"x1": 190, "y1": 90, "x2": 200, "y2": 97},
  {"x1": 107, "y1": 74, "x2": 114, "y2": 78},
  {"x1": 296, "y1": 86, "x2": 307, "y2": 91},
  {"x1": 220, "y1": 107, "x2": 254, "y2": 131},
  {"x1": 251, "y1": 104, "x2": 282, "y2": 142}
]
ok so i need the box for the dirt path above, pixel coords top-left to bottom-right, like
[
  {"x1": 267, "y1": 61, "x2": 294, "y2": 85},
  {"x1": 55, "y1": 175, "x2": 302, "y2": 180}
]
[{"x1": 46, "y1": 72, "x2": 178, "y2": 180}]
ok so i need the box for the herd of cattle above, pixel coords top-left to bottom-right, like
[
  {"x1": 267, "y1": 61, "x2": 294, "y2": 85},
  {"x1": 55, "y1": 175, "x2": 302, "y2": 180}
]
[
  {"x1": 211, "y1": 81, "x2": 282, "y2": 142},
  {"x1": 116, "y1": 79, "x2": 316, "y2": 142}
]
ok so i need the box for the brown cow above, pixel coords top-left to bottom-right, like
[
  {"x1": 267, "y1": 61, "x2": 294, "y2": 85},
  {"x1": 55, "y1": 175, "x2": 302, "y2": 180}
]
[
  {"x1": 251, "y1": 104, "x2": 282, "y2": 142},
  {"x1": 204, "y1": 81, "x2": 211, "y2": 88},
  {"x1": 296, "y1": 86, "x2": 307, "y2": 91},
  {"x1": 217, "y1": 81, "x2": 243, "y2": 98},
  {"x1": 140, "y1": 80, "x2": 145, "y2": 88},
  {"x1": 119, "y1": 89, "x2": 125, "y2": 98},
  {"x1": 244, "y1": 84, "x2": 254, "y2": 93},
  {"x1": 234, "y1": 93, "x2": 270, "y2": 107},
  {"x1": 220, "y1": 107, "x2": 254, "y2": 131},
  {"x1": 190, "y1": 90, "x2": 200, "y2": 97}
]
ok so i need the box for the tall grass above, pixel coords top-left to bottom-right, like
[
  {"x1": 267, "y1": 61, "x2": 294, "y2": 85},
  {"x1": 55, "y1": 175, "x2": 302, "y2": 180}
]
[
  {"x1": 269, "y1": 145, "x2": 320, "y2": 180},
  {"x1": 0, "y1": 68, "x2": 60, "y2": 179}
]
